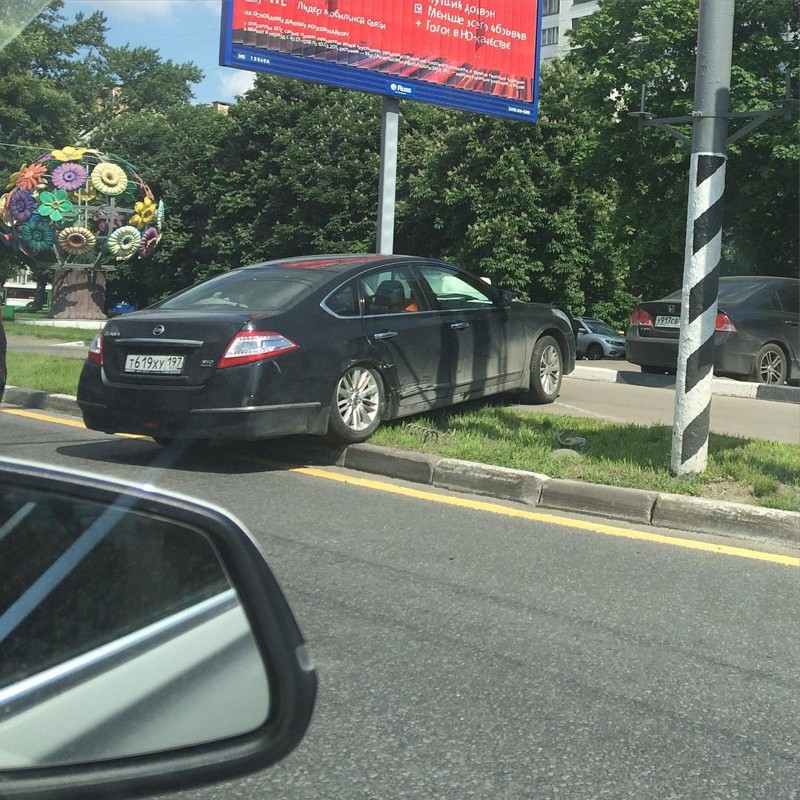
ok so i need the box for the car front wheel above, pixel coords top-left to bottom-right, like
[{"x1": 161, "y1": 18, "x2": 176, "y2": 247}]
[
  {"x1": 752, "y1": 343, "x2": 787, "y2": 385},
  {"x1": 328, "y1": 365, "x2": 384, "y2": 443},
  {"x1": 521, "y1": 335, "x2": 562, "y2": 404},
  {"x1": 586, "y1": 342, "x2": 604, "y2": 360}
]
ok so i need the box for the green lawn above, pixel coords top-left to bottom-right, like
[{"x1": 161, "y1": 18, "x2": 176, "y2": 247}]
[{"x1": 5, "y1": 352, "x2": 798, "y2": 512}]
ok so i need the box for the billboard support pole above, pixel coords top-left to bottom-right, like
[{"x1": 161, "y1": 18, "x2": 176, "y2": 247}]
[{"x1": 376, "y1": 96, "x2": 399, "y2": 254}]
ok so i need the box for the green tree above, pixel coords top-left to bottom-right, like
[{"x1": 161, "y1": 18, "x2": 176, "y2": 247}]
[
  {"x1": 89, "y1": 104, "x2": 231, "y2": 308},
  {"x1": 567, "y1": 0, "x2": 799, "y2": 297},
  {"x1": 208, "y1": 76, "x2": 383, "y2": 266}
]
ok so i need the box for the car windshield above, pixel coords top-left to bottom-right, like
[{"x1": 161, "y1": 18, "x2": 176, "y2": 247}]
[
  {"x1": 583, "y1": 319, "x2": 618, "y2": 336},
  {"x1": 157, "y1": 269, "x2": 333, "y2": 312}
]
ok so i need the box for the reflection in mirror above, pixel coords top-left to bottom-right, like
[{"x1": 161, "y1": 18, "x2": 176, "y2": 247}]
[{"x1": 0, "y1": 485, "x2": 271, "y2": 768}]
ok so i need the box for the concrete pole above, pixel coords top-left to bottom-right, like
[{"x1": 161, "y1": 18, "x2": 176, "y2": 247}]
[
  {"x1": 376, "y1": 96, "x2": 399, "y2": 254},
  {"x1": 670, "y1": 0, "x2": 734, "y2": 477}
]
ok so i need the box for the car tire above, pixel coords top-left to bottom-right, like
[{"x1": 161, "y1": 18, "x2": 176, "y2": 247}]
[
  {"x1": 328, "y1": 364, "x2": 384, "y2": 443},
  {"x1": 521, "y1": 335, "x2": 563, "y2": 404},
  {"x1": 752, "y1": 343, "x2": 787, "y2": 385},
  {"x1": 586, "y1": 342, "x2": 604, "y2": 361}
]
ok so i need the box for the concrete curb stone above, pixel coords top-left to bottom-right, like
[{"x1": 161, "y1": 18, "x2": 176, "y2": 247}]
[
  {"x1": 538, "y1": 478, "x2": 658, "y2": 524},
  {"x1": 3, "y1": 387, "x2": 798, "y2": 547},
  {"x1": 652, "y1": 494, "x2": 800, "y2": 543},
  {"x1": 433, "y1": 458, "x2": 548, "y2": 505}
]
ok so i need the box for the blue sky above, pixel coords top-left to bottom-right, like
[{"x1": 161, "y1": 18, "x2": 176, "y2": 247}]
[{"x1": 61, "y1": 0, "x2": 256, "y2": 105}]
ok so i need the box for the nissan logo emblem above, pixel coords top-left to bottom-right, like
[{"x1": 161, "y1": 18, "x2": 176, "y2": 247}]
[{"x1": 153, "y1": 325, "x2": 165, "y2": 336}]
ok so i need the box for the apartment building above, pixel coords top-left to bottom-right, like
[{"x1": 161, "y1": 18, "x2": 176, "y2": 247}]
[{"x1": 539, "y1": 0, "x2": 600, "y2": 61}]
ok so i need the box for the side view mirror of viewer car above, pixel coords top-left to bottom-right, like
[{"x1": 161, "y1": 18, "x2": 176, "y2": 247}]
[{"x1": 0, "y1": 458, "x2": 316, "y2": 800}]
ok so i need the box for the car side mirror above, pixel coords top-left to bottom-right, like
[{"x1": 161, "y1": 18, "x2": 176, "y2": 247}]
[
  {"x1": 498, "y1": 290, "x2": 514, "y2": 309},
  {"x1": 0, "y1": 458, "x2": 316, "y2": 800}
]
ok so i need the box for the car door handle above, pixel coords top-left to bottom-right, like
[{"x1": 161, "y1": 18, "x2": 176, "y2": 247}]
[
  {"x1": 786, "y1": 320, "x2": 799, "y2": 326},
  {"x1": 373, "y1": 330, "x2": 398, "y2": 340},
  {"x1": 450, "y1": 322, "x2": 470, "y2": 330}
]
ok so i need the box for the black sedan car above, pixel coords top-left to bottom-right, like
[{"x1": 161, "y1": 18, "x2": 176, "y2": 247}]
[
  {"x1": 626, "y1": 276, "x2": 799, "y2": 384},
  {"x1": 77, "y1": 255, "x2": 576, "y2": 445}
]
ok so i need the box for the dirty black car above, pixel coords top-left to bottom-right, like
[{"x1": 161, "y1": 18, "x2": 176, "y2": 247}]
[
  {"x1": 626, "y1": 276, "x2": 799, "y2": 384},
  {"x1": 77, "y1": 254, "x2": 576, "y2": 445}
]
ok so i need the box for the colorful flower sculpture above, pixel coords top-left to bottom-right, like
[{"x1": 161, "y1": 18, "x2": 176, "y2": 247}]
[{"x1": 0, "y1": 147, "x2": 163, "y2": 270}]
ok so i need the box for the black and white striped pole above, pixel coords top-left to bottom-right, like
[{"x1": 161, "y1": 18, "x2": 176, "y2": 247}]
[{"x1": 670, "y1": 0, "x2": 735, "y2": 477}]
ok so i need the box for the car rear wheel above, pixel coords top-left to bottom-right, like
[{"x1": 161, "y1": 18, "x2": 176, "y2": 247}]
[
  {"x1": 586, "y1": 342, "x2": 604, "y2": 360},
  {"x1": 752, "y1": 343, "x2": 787, "y2": 385},
  {"x1": 521, "y1": 335, "x2": 562, "y2": 404},
  {"x1": 328, "y1": 365, "x2": 384, "y2": 443}
]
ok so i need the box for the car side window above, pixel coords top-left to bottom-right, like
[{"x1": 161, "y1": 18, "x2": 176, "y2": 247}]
[
  {"x1": 417, "y1": 265, "x2": 495, "y2": 311},
  {"x1": 775, "y1": 285, "x2": 799, "y2": 315},
  {"x1": 325, "y1": 280, "x2": 360, "y2": 317},
  {"x1": 361, "y1": 267, "x2": 426, "y2": 315}
]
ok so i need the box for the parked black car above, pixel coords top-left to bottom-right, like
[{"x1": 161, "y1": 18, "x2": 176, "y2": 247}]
[
  {"x1": 77, "y1": 254, "x2": 576, "y2": 445},
  {"x1": 626, "y1": 276, "x2": 799, "y2": 384}
]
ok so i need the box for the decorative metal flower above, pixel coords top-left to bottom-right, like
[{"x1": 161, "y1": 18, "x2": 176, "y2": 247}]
[
  {"x1": 7, "y1": 189, "x2": 37, "y2": 223},
  {"x1": 138, "y1": 227, "x2": 160, "y2": 257},
  {"x1": 1, "y1": 146, "x2": 164, "y2": 270},
  {"x1": 51, "y1": 162, "x2": 88, "y2": 192},
  {"x1": 21, "y1": 215, "x2": 55, "y2": 251},
  {"x1": 37, "y1": 189, "x2": 74, "y2": 223},
  {"x1": 52, "y1": 146, "x2": 88, "y2": 162},
  {"x1": 90, "y1": 162, "x2": 128, "y2": 196},
  {"x1": 58, "y1": 226, "x2": 97, "y2": 255},
  {"x1": 15, "y1": 163, "x2": 48, "y2": 191},
  {"x1": 130, "y1": 196, "x2": 156, "y2": 228},
  {"x1": 107, "y1": 225, "x2": 142, "y2": 257}
]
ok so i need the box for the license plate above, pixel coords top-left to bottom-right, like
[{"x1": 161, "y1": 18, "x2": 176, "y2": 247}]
[
  {"x1": 125, "y1": 354, "x2": 185, "y2": 374},
  {"x1": 655, "y1": 315, "x2": 681, "y2": 328}
]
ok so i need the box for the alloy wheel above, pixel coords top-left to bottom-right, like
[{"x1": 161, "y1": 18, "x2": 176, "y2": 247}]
[{"x1": 336, "y1": 366, "x2": 381, "y2": 432}]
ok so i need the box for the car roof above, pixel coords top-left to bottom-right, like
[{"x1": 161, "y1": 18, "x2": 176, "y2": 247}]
[
  {"x1": 237, "y1": 254, "x2": 439, "y2": 277},
  {"x1": 719, "y1": 275, "x2": 798, "y2": 284}
]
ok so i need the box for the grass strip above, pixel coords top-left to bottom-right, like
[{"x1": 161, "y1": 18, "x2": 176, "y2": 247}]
[{"x1": 5, "y1": 322, "x2": 99, "y2": 341}]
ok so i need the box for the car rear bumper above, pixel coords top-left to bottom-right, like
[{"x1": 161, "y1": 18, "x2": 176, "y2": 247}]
[
  {"x1": 79, "y1": 398, "x2": 329, "y2": 440},
  {"x1": 626, "y1": 331, "x2": 755, "y2": 378},
  {"x1": 77, "y1": 361, "x2": 331, "y2": 440}
]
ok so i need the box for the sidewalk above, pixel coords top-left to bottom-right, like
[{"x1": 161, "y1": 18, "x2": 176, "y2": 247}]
[{"x1": 3, "y1": 384, "x2": 799, "y2": 549}]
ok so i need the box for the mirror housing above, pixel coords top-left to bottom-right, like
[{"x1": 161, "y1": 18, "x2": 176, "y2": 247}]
[
  {"x1": 0, "y1": 458, "x2": 316, "y2": 800},
  {"x1": 498, "y1": 289, "x2": 515, "y2": 309}
]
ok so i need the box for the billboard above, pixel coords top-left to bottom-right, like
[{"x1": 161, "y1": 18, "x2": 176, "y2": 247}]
[{"x1": 219, "y1": 0, "x2": 542, "y2": 122}]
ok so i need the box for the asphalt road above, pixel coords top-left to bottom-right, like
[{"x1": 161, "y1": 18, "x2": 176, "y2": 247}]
[{"x1": 1, "y1": 410, "x2": 798, "y2": 800}]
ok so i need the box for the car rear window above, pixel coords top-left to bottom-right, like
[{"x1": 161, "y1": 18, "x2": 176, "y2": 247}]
[
  {"x1": 663, "y1": 280, "x2": 765, "y2": 305},
  {"x1": 158, "y1": 268, "x2": 334, "y2": 312}
]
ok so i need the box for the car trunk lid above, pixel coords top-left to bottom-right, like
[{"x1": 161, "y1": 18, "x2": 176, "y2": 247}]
[{"x1": 100, "y1": 311, "x2": 252, "y2": 385}]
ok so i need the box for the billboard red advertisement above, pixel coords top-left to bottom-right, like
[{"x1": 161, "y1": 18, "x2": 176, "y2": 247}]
[{"x1": 220, "y1": 0, "x2": 541, "y2": 121}]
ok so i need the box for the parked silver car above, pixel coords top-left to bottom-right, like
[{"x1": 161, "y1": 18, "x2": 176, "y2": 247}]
[{"x1": 574, "y1": 317, "x2": 626, "y2": 360}]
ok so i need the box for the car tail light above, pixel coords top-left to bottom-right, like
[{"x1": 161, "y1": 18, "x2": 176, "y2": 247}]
[
  {"x1": 630, "y1": 308, "x2": 654, "y2": 328},
  {"x1": 217, "y1": 331, "x2": 298, "y2": 369},
  {"x1": 715, "y1": 311, "x2": 737, "y2": 333},
  {"x1": 87, "y1": 331, "x2": 103, "y2": 365}
]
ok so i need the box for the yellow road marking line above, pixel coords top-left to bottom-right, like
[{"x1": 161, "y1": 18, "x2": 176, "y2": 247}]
[
  {"x1": 291, "y1": 466, "x2": 800, "y2": 568},
  {"x1": 0, "y1": 408, "x2": 143, "y2": 437},
  {"x1": 5, "y1": 408, "x2": 798, "y2": 567}
]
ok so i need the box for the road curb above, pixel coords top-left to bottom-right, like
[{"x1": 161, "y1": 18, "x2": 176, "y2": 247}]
[
  {"x1": 571, "y1": 366, "x2": 800, "y2": 404},
  {"x1": 3, "y1": 387, "x2": 798, "y2": 547}
]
